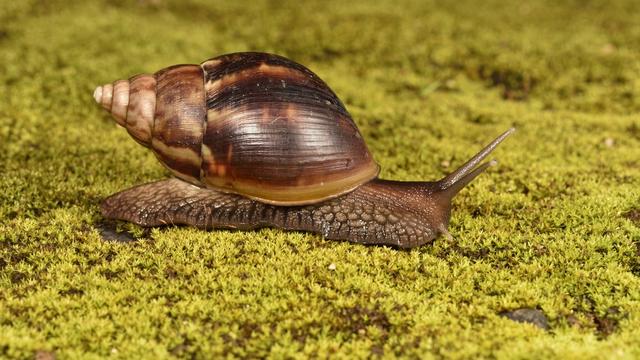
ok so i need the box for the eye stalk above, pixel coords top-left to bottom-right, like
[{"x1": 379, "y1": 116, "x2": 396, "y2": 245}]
[{"x1": 436, "y1": 127, "x2": 515, "y2": 200}]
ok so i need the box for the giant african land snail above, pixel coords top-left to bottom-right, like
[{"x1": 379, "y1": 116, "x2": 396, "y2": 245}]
[{"x1": 94, "y1": 52, "x2": 513, "y2": 248}]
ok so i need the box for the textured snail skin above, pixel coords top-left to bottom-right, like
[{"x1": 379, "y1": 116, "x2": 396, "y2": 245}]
[
  {"x1": 101, "y1": 129, "x2": 513, "y2": 248},
  {"x1": 102, "y1": 179, "x2": 442, "y2": 248}
]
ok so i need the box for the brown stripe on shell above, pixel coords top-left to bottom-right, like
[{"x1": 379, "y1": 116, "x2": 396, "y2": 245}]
[
  {"x1": 200, "y1": 102, "x2": 379, "y2": 205},
  {"x1": 100, "y1": 83, "x2": 113, "y2": 111},
  {"x1": 110, "y1": 80, "x2": 129, "y2": 125},
  {"x1": 126, "y1": 74, "x2": 156, "y2": 146},
  {"x1": 150, "y1": 139, "x2": 202, "y2": 185},
  {"x1": 201, "y1": 52, "x2": 323, "y2": 85},
  {"x1": 201, "y1": 54, "x2": 347, "y2": 117},
  {"x1": 204, "y1": 62, "x2": 310, "y2": 99},
  {"x1": 200, "y1": 58, "x2": 222, "y2": 73},
  {"x1": 152, "y1": 64, "x2": 206, "y2": 183}
]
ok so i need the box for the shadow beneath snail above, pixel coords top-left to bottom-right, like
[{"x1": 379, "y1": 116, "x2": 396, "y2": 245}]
[
  {"x1": 95, "y1": 220, "x2": 149, "y2": 243},
  {"x1": 95, "y1": 218, "x2": 422, "y2": 251}
]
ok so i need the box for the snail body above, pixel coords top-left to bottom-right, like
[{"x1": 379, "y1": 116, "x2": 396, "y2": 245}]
[{"x1": 95, "y1": 52, "x2": 513, "y2": 248}]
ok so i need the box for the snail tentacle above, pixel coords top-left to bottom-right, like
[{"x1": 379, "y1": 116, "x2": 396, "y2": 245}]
[{"x1": 437, "y1": 127, "x2": 515, "y2": 191}]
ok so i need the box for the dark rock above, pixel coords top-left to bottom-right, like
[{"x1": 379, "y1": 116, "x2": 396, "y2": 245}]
[
  {"x1": 96, "y1": 221, "x2": 137, "y2": 242},
  {"x1": 500, "y1": 308, "x2": 550, "y2": 331},
  {"x1": 35, "y1": 350, "x2": 56, "y2": 360},
  {"x1": 594, "y1": 306, "x2": 624, "y2": 339},
  {"x1": 624, "y1": 209, "x2": 640, "y2": 226}
]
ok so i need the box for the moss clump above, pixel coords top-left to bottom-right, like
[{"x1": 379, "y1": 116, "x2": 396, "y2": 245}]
[{"x1": 1, "y1": 0, "x2": 640, "y2": 358}]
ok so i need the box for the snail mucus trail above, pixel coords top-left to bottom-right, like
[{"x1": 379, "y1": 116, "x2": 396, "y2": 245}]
[{"x1": 94, "y1": 52, "x2": 514, "y2": 249}]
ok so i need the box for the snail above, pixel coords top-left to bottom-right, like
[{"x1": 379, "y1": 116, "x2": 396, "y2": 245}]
[{"x1": 94, "y1": 52, "x2": 514, "y2": 248}]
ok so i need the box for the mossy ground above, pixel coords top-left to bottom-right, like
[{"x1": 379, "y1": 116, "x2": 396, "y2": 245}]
[{"x1": 1, "y1": 0, "x2": 640, "y2": 358}]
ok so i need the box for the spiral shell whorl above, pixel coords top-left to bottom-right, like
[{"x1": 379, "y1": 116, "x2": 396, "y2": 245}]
[
  {"x1": 93, "y1": 74, "x2": 156, "y2": 147},
  {"x1": 94, "y1": 53, "x2": 379, "y2": 205}
]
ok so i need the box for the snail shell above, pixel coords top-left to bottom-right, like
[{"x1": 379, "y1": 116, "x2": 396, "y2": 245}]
[{"x1": 94, "y1": 52, "x2": 379, "y2": 205}]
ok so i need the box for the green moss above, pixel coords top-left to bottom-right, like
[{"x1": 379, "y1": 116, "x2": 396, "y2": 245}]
[{"x1": 1, "y1": 0, "x2": 640, "y2": 358}]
